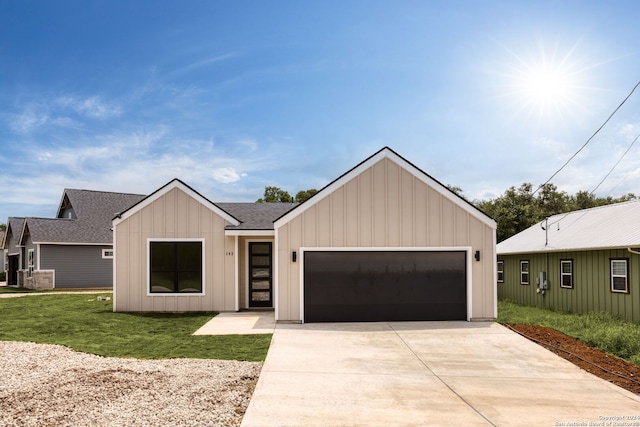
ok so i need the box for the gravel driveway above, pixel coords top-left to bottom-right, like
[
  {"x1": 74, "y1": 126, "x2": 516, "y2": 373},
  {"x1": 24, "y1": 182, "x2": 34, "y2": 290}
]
[{"x1": 0, "y1": 341, "x2": 262, "y2": 427}]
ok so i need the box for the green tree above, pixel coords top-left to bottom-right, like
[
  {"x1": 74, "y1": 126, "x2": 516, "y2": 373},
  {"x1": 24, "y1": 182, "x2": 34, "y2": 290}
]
[
  {"x1": 476, "y1": 183, "x2": 637, "y2": 242},
  {"x1": 257, "y1": 187, "x2": 319, "y2": 203},
  {"x1": 257, "y1": 186, "x2": 293, "y2": 203},
  {"x1": 294, "y1": 189, "x2": 318, "y2": 203}
]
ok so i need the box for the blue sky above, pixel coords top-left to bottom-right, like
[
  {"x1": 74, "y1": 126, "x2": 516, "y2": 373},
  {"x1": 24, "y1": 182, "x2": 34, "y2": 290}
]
[{"x1": 2, "y1": 1, "x2": 640, "y2": 219}]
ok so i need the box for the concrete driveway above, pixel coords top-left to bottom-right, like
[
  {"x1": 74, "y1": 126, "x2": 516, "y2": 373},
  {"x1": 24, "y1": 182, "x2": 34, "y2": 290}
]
[{"x1": 241, "y1": 321, "x2": 640, "y2": 426}]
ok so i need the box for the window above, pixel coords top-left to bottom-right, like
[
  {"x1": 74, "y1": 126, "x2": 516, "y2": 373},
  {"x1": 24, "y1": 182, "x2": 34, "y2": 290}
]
[
  {"x1": 560, "y1": 260, "x2": 573, "y2": 289},
  {"x1": 102, "y1": 249, "x2": 114, "y2": 259},
  {"x1": 27, "y1": 249, "x2": 34, "y2": 277},
  {"x1": 149, "y1": 240, "x2": 204, "y2": 294},
  {"x1": 611, "y1": 259, "x2": 629, "y2": 293},
  {"x1": 520, "y1": 260, "x2": 529, "y2": 285},
  {"x1": 497, "y1": 261, "x2": 504, "y2": 283}
]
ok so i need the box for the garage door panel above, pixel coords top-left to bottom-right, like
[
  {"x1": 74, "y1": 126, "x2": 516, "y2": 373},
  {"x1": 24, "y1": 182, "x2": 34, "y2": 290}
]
[{"x1": 304, "y1": 251, "x2": 467, "y2": 322}]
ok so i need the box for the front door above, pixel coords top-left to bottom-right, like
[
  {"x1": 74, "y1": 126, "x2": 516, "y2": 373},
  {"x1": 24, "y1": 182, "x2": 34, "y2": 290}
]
[
  {"x1": 7, "y1": 255, "x2": 18, "y2": 286},
  {"x1": 249, "y1": 242, "x2": 273, "y2": 307}
]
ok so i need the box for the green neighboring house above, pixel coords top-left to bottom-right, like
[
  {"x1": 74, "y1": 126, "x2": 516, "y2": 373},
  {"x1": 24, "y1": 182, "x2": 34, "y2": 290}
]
[{"x1": 497, "y1": 200, "x2": 640, "y2": 322}]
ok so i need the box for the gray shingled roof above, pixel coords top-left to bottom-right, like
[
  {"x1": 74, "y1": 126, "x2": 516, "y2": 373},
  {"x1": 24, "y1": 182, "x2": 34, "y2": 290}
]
[
  {"x1": 26, "y1": 189, "x2": 146, "y2": 244},
  {"x1": 4, "y1": 217, "x2": 25, "y2": 251},
  {"x1": 218, "y1": 202, "x2": 298, "y2": 230}
]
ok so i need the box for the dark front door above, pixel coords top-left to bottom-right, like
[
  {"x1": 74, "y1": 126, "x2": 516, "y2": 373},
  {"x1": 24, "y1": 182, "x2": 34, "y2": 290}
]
[
  {"x1": 303, "y1": 250, "x2": 467, "y2": 322},
  {"x1": 249, "y1": 242, "x2": 273, "y2": 307},
  {"x1": 7, "y1": 255, "x2": 18, "y2": 286}
]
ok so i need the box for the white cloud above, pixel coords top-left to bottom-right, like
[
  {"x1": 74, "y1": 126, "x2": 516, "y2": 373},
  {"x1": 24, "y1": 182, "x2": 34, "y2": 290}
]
[
  {"x1": 56, "y1": 95, "x2": 121, "y2": 119},
  {"x1": 10, "y1": 107, "x2": 49, "y2": 133},
  {"x1": 212, "y1": 167, "x2": 244, "y2": 183}
]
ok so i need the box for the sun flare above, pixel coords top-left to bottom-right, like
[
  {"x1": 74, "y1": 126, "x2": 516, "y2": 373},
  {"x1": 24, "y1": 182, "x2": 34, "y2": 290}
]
[
  {"x1": 496, "y1": 39, "x2": 592, "y2": 127},
  {"x1": 521, "y1": 67, "x2": 572, "y2": 107}
]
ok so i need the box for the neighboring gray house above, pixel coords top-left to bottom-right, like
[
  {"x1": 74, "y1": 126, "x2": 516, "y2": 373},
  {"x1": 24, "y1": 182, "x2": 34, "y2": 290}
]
[
  {"x1": 5, "y1": 189, "x2": 145, "y2": 289},
  {"x1": 0, "y1": 229, "x2": 6, "y2": 276},
  {"x1": 4, "y1": 217, "x2": 25, "y2": 286}
]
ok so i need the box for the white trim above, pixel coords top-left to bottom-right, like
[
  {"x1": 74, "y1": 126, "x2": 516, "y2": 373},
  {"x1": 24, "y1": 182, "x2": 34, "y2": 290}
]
[
  {"x1": 610, "y1": 259, "x2": 628, "y2": 293},
  {"x1": 114, "y1": 179, "x2": 240, "y2": 227},
  {"x1": 298, "y1": 246, "x2": 473, "y2": 323},
  {"x1": 113, "y1": 225, "x2": 117, "y2": 312},
  {"x1": 31, "y1": 242, "x2": 112, "y2": 246},
  {"x1": 274, "y1": 148, "x2": 496, "y2": 230},
  {"x1": 102, "y1": 249, "x2": 114, "y2": 259},
  {"x1": 36, "y1": 243, "x2": 41, "y2": 270},
  {"x1": 27, "y1": 249, "x2": 34, "y2": 277},
  {"x1": 146, "y1": 238, "x2": 206, "y2": 296},
  {"x1": 493, "y1": 230, "x2": 498, "y2": 319},
  {"x1": 234, "y1": 236, "x2": 239, "y2": 312},
  {"x1": 520, "y1": 260, "x2": 530, "y2": 285},
  {"x1": 560, "y1": 259, "x2": 573, "y2": 289},
  {"x1": 274, "y1": 229, "x2": 279, "y2": 321},
  {"x1": 225, "y1": 230, "x2": 275, "y2": 237},
  {"x1": 244, "y1": 238, "x2": 275, "y2": 309}
]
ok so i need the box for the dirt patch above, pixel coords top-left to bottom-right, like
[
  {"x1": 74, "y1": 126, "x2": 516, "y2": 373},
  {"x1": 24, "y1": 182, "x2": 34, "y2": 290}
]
[{"x1": 508, "y1": 324, "x2": 640, "y2": 395}]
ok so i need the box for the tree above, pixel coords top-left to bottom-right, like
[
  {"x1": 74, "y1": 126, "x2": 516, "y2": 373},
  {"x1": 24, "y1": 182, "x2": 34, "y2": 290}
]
[
  {"x1": 257, "y1": 186, "x2": 293, "y2": 203},
  {"x1": 257, "y1": 187, "x2": 319, "y2": 203},
  {"x1": 294, "y1": 189, "x2": 318, "y2": 203},
  {"x1": 475, "y1": 183, "x2": 637, "y2": 242}
]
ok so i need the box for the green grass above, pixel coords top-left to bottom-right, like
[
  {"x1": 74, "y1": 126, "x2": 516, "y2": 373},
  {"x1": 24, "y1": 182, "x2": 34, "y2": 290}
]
[
  {"x1": 0, "y1": 293, "x2": 271, "y2": 361},
  {"x1": 497, "y1": 299, "x2": 640, "y2": 365}
]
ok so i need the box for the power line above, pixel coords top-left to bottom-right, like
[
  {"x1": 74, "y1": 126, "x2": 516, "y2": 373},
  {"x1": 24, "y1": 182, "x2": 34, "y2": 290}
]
[
  {"x1": 589, "y1": 131, "x2": 640, "y2": 195},
  {"x1": 533, "y1": 80, "x2": 640, "y2": 196}
]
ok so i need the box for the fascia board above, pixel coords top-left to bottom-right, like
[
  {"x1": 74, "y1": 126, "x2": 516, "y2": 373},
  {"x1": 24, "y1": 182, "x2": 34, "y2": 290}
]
[
  {"x1": 224, "y1": 230, "x2": 275, "y2": 237},
  {"x1": 382, "y1": 150, "x2": 496, "y2": 229},
  {"x1": 113, "y1": 179, "x2": 240, "y2": 227},
  {"x1": 497, "y1": 244, "x2": 640, "y2": 255},
  {"x1": 274, "y1": 149, "x2": 389, "y2": 228},
  {"x1": 274, "y1": 147, "x2": 496, "y2": 230},
  {"x1": 32, "y1": 242, "x2": 113, "y2": 246}
]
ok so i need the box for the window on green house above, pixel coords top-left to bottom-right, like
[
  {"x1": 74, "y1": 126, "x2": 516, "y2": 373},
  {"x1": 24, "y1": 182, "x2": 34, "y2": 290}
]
[
  {"x1": 497, "y1": 260, "x2": 504, "y2": 283},
  {"x1": 520, "y1": 260, "x2": 529, "y2": 285},
  {"x1": 610, "y1": 259, "x2": 629, "y2": 293},
  {"x1": 560, "y1": 260, "x2": 573, "y2": 289}
]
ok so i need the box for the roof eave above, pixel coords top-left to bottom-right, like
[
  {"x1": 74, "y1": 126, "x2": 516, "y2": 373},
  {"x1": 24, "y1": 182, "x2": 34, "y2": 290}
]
[{"x1": 224, "y1": 229, "x2": 275, "y2": 237}]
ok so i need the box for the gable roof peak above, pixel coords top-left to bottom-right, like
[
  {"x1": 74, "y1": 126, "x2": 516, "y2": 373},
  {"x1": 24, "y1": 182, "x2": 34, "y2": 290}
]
[
  {"x1": 273, "y1": 146, "x2": 495, "y2": 228},
  {"x1": 113, "y1": 178, "x2": 241, "y2": 226}
]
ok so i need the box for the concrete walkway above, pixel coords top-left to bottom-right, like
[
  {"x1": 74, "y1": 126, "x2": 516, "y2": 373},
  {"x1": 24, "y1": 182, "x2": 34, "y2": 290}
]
[
  {"x1": 242, "y1": 321, "x2": 640, "y2": 426},
  {"x1": 193, "y1": 311, "x2": 276, "y2": 335}
]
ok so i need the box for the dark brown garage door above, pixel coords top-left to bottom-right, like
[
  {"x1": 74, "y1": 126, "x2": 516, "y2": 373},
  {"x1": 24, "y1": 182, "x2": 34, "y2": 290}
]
[{"x1": 303, "y1": 251, "x2": 467, "y2": 322}]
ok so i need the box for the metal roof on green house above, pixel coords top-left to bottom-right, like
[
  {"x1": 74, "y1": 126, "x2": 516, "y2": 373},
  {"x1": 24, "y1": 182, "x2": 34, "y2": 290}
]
[{"x1": 497, "y1": 199, "x2": 640, "y2": 254}]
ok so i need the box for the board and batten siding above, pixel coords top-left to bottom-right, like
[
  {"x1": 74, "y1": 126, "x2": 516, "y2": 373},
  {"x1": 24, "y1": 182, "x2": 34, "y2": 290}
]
[
  {"x1": 276, "y1": 157, "x2": 496, "y2": 322},
  {"x1": 40, "y1": 244, "x2": 113, "y2": 288},
  {"x1": 114, "y1": 187, "x2": 236, "y2": 312},
  {"x1": 498, "y1": 250, "x2": 640, "y2": 322}
]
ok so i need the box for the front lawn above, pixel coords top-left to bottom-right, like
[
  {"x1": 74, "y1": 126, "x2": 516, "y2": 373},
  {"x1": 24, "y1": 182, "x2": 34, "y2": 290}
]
[
  {"x1": 0, "y1": 293, "x2": 271, "y2": 361},
  {"x1": 497, "y1": 299, "x2": 640, "y2": 365}
]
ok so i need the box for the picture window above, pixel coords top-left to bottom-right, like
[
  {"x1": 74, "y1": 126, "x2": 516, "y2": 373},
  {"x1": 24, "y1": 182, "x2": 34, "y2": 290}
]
[{"x1": 149, "y1": 240, "x2": 204, "y2": 294}]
